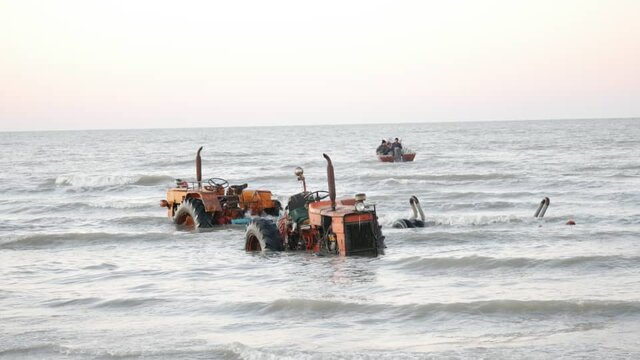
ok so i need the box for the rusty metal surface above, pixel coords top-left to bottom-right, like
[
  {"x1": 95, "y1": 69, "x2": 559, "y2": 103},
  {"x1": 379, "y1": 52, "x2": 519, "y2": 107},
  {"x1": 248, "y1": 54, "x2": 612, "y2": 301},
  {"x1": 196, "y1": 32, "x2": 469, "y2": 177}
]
[
  {"x1": 196, "y1": 146, "x2": 203, "y2": 189},
  {"x1": 199, "y1": 192, "x2": 222, "y2": 212},
  {"x1": 322, "y1": 153, "x2": 336, "y2": 211}
]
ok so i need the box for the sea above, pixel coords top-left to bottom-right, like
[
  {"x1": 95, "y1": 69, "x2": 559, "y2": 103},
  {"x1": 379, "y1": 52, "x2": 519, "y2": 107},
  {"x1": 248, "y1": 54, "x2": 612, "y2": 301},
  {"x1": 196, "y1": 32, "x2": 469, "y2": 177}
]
[{"x1": 1, "y1": 119, "x2": 639, "y2": 359}]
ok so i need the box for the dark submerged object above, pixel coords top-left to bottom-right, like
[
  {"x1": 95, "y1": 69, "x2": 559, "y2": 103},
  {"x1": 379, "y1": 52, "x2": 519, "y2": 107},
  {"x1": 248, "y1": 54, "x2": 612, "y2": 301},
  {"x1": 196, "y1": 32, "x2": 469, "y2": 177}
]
[
  {"x1": 393, "y1": 195, "x2": 426, "y2": 228},
  {"x1": 534, "y1": 197, "x2": 550, "y2": 218}
]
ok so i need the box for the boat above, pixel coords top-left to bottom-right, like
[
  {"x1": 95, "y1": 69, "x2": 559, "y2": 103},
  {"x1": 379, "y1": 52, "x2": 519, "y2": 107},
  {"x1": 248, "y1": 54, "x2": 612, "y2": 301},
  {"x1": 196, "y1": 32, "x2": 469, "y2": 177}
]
[
  {"x1": 378, "y1": 152, "x2": 416, "y2": 162},
  {"x1": 376, "y1": 139, "x2": 416, "y2": 162}
]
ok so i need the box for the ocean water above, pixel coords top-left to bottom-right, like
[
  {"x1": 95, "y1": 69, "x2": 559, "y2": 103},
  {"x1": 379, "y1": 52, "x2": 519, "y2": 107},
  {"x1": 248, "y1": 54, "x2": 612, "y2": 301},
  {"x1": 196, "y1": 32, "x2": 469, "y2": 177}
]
[{"x1": 1, "y1": 119, "x2": 639, "y2": 359}]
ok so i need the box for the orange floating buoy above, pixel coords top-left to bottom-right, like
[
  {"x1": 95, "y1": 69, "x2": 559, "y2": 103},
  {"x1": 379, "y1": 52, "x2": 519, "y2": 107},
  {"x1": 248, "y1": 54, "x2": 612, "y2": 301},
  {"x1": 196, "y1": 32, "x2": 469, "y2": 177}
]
[{"x1": 566, "y1": 219, "x2": 576, "y2": 225}]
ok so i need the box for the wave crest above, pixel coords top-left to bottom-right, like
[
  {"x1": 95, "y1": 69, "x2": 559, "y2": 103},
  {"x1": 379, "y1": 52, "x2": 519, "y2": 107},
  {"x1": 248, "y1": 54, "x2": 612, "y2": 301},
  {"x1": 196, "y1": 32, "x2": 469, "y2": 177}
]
[
  {"x1": 54, "y1": 174, "x2": 174, "y2": 187},
  {"x1": 226, "y1": 298, "x2": 640, "y2": 319},
  {"x1": 388, "y1": 255, "x2": 640, "y2": 271},
  {"x1": 0, "y1": 232, "x2": 173, "y2": 249},
  {"x1": 378, "y1": 213, "x2": 524, "y2": 227}
]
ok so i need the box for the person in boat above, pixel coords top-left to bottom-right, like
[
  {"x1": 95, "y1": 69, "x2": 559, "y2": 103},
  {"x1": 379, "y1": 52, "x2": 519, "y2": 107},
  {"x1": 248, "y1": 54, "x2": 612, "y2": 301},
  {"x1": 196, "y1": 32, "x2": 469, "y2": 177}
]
[
  {"x1": 376, "y1": 140, "x2": 390, "y2": 155},
  {"x1": 391, "y1": 138, "x2": 402, "y2": 151},
  {"x1": 390, "y1": 138, "x2": 403, "y2": 161}
]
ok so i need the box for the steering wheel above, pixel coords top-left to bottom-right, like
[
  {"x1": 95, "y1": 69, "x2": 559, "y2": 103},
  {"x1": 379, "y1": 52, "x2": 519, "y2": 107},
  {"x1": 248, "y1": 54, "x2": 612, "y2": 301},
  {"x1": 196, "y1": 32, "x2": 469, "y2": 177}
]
[
  {"x1": 304, "y1": 191, "x2": 330, "y2": 203},
  {"x1": 207, "y1": 177, "x2": 229, "y2": 188}
]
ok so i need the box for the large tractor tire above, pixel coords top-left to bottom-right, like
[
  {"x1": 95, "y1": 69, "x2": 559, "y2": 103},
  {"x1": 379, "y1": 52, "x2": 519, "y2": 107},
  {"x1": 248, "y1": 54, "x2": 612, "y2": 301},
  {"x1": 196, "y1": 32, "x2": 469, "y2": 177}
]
[
  {"x1": 173, "y1": 198, "x2": 213, "y2": 229},
  {"x1": 245, "y1": 218, "x2": 283, "y2": 251},
  {"x1": 392, "y1": 218, "x2": 415, "y2": 229}
]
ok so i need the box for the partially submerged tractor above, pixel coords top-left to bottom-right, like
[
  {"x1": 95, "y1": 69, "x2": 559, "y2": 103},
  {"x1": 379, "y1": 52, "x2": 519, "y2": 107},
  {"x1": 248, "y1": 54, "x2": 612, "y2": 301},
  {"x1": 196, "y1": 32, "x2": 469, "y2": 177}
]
[
  {"x1": 160, "y1": 147, "x2": 281, "y2": 228},
  {"x1": 244, "y1": 154, "x2": 385, "y2": 256}
]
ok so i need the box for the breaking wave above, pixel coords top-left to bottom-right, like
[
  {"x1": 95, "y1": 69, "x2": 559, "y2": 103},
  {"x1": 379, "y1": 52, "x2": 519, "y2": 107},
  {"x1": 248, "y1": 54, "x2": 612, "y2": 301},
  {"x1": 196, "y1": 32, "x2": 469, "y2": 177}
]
[
  {"x1": 0, "y1": 232, "x2": 174, "y2": 249},
  {"x1": 92, "y1": 297, "x2": 167, "y2": 309},
  {"x1": 10, "y1": 201, "x2": 156, "y2": 215},
  {"x1": 224, "y1": 298, "x2": 640, "y2": 319},
  {"x1": 378, "y1": 213, "x2": 524, "y2": 227},
  {"x1": 0, "y1": 343, "x2": 427, "y2": 360},
  {"x1": 378, "y1": 173, "x2": 518, "y2": 185},
  {"x1": 54, "y1": 174, "x2": 174, "y2": 187},
  {"x1": 387, "y1": 255, "x2": 640, "y2": 271}
]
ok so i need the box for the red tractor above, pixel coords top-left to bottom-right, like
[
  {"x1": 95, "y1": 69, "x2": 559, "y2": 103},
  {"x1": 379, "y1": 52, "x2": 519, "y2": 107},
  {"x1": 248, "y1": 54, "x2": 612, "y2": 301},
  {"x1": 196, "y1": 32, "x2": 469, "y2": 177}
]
[
  {"x1": 244, "y1": 154, "x2": 385, "y2": 256},
  {"x1": 160, "y1": 147, "x2": 281, "y2": 228}
]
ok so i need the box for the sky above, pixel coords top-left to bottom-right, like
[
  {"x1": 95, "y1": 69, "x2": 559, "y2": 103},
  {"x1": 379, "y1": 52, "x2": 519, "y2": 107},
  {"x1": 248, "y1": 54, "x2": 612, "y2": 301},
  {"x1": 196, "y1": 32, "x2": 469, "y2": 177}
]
[{"x1": 1, "y1": 0, "x2": 639, "y2": 131}]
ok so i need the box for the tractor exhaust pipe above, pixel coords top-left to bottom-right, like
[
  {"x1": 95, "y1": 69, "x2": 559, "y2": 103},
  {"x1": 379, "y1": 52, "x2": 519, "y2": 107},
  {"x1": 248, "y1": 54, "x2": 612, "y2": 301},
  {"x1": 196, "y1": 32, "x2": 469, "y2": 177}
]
[
  {"x1": 323, "y1": 153, "x2": 336, "y2": 211},
  {"x1": 196, "y1": 146, "x2": 203, "y2": 189},
  {"x1": 534, "y1": 197, "x2": 550, "y2": 218},
  {"x1": 410, "y1": 195, "x2": 425, "y2": 221}
]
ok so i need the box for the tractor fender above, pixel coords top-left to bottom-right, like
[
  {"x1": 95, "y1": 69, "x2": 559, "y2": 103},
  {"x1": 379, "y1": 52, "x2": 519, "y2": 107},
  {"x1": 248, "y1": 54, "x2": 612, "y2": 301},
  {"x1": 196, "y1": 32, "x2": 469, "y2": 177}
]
[{"x1": 186, "y1": 192, "x2": 222, "y2": 213}]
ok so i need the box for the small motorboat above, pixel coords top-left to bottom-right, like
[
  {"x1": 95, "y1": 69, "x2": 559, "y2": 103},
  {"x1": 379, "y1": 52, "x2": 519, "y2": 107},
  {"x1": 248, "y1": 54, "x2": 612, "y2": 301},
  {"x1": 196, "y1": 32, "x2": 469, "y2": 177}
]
[
  {"x1": 377, "y1": 146, "x2": 416, "y2": 162},
  {"x1": 376, "y1": 139, "x2": 416, "y2": 162},
  {"x1": 378, "y1": 152, "x2": 416, "y2": 162}
]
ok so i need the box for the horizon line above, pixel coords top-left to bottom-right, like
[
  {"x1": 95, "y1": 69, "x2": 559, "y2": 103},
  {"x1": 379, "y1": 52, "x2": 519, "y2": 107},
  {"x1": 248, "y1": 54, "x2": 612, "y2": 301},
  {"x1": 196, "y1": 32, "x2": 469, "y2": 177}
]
[{"x1": 1, "y1": 116, "x2": 638, "y2": 134}]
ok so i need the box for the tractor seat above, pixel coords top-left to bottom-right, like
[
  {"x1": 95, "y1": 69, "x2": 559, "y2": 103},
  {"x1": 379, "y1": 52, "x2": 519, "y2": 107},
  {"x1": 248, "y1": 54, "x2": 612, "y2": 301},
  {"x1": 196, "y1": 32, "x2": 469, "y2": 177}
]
[
  {"x1": 227, "y1": 183, "x2": 248, "y2": 196},
  {"x1": 287, "y1": 192, "x2": 310, "y2": 224}
]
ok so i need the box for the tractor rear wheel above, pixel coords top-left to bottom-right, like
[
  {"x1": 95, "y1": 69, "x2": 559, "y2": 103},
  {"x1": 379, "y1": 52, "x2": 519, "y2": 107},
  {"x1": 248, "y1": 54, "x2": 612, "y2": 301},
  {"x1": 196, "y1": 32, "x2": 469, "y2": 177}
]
[
  {"x1": 392, "y1": 219, "x2": 415, "y2": 229},
  {"x1": 173, "y1": 198, "x2": 213, "y2": 228},
  {"x1": 245, "y1": 218, "x2": 283, "y2": 251}
]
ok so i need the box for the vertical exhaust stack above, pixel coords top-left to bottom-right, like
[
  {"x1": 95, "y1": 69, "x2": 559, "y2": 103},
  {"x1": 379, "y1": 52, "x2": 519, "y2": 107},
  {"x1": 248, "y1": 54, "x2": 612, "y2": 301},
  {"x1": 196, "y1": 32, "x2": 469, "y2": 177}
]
[
  {"x1": 539, "y1": 197, "x2": 550, "y2": 218},
  {"x1": 196, "y1": 146, "x2": 203, "y2": 189},
  {"x1": 410, "y1": 195, "x2": 425, "y2": 221},
  {"x1": 534, "y1": 197, "x2": 550, "y2": 218},
  {"x1": 323, "y1": 153, "x2": 336, "y2": 211}
]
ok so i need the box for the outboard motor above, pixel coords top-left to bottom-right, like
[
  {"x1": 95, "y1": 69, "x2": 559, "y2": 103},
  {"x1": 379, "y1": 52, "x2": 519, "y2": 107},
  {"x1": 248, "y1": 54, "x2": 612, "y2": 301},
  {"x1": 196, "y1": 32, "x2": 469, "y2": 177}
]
[
  {"x1": 393, "y1": 195, "x2": 426, "y2": 228},
  {"x1": 393, "y1": 147, "x2": 402, "y2": 162}
]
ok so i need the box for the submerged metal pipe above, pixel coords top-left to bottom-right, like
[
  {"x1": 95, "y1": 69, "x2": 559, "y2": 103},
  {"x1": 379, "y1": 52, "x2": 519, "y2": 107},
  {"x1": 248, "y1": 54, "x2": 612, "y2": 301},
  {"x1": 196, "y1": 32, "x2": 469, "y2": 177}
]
[
  {"x1": 323, "y1": 153, "x2": 336, "y2": 211},
  {"x1": 539, "y1": 197, "x2": 550, "y2": 218},
  {"x1": 196, "y1": 146, "x2": 203, "y2": 189},
  {"x1": 394, "y1": 195, "x2": 426, "y2": 228},
  {"x1": 534, "y1": 197, "x2": 550, "y2": 218},
  {"x1": 410, "y1": 195, "x2": 425, "y2": 222},
  {"x1": 410, "y1": 199, "x2": 418, "y2": 219},
  {"x1": 534, "y1": 199, "x2": 544, "y2": 217}
]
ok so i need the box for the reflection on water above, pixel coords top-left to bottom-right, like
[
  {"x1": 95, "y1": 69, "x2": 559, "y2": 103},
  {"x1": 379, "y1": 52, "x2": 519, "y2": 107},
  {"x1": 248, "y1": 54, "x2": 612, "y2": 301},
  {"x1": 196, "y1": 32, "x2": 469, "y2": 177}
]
[{"x1": 327, "y1": 257, "x2": 377, "y2": 286}]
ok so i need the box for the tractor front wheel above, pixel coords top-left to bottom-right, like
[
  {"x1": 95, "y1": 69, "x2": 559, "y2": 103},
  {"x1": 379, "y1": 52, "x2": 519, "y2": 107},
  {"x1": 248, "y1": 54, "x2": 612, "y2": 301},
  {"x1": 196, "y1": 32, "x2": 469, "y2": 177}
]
[
  {"x1": 173, "y1": 198, "x2": 213, "y2": 229},
  {"x1": 245, "y1": 218, "x2": 283, "y2": 251}
]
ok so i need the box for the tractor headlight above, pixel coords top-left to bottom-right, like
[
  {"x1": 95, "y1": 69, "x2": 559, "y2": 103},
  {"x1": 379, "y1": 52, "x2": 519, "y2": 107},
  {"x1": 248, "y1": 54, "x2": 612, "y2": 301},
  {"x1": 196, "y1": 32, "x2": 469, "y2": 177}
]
[{"x1": 354, "y1": 193, "x2": 367, "y2": 212}]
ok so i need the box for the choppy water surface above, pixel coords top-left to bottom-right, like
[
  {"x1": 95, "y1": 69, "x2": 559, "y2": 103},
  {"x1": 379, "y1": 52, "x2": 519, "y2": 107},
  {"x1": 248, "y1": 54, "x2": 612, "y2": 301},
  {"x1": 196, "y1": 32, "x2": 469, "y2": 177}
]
[{"x1": 1, "y1": 119, "x2": 640, "y2": 359}]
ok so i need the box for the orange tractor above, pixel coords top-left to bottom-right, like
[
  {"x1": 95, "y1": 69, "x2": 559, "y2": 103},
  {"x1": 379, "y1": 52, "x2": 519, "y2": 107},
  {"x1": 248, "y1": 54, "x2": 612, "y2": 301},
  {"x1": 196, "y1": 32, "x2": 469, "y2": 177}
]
[
  {"x1": 160, "y1": 147, "x2": 281, "y2": 228},
  {"x1": 244, "y1": 154, "x2": 385, "y2": 256}
]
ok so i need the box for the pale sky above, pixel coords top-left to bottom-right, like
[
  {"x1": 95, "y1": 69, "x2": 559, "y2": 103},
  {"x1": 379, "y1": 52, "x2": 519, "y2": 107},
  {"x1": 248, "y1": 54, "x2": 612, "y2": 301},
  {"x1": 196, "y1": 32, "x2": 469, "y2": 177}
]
[{"x1": 1, "y1": 0, "x2": 639, "y2": 131}]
